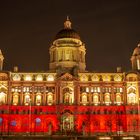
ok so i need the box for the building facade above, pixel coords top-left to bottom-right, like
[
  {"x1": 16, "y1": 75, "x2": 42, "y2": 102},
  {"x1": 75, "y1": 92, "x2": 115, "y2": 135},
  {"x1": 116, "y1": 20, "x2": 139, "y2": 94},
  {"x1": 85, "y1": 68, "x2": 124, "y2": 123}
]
[{"x1": 0, "y1": 18, "x2": 140, "y2": 138}]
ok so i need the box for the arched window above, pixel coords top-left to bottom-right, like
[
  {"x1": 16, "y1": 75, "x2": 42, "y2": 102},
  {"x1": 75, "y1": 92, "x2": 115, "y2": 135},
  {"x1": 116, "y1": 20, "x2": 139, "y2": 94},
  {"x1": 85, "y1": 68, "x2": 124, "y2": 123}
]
[
  {"x1": 127, "y1": 93, "x2": 136, "y2": 104},
  {"x1": 81, "y1": 93, "x2": 87, "y2": 105},
  {"x1": 13, "y1": 93, "x2": 19, "y2": 105},
  {"x1": 24, "y1": 93, "x2": 30, "y2": 105},
  {"x1": 36, "y1": 94, "x2": 41, "y2": 105},
  {"x1": 93, "y1": 94, "x2": 99, "y2": 105},
  {"x1": 127, "y1": 87, "x2": 136, "y2": 104},
  {"x1": 104, "y1": 93, "x2": 111, "y2": 105},
  {"x1": 116, "y1": 93, "x2": 121, "y2": 105},
  {"x1": 47, "y1": 93, "x2": 53, "y2": 105},
  {"x1": 64, "y1": 92, "x2": 70, "y2": 104},
  {"x1": 63, "y1": 88, "x2": 74, "y2": 104},
  {"x1": 0, "y1": 92, "x2": 6, "y2": 105}
]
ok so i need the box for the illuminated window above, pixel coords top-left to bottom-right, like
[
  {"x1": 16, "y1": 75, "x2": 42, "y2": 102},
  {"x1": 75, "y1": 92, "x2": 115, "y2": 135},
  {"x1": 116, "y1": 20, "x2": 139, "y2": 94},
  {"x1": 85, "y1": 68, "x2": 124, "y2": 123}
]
[
  {"x1": 65, "y1": 50, "x2": 70, "y2": 60},
  {"x1": 64, "y1": 92, "x2": 70, "y2": 104},
  {"x1": 93, "y1": 94, "x2": 99, "y2": 105},
  {"x1": 102, "y1": 87, "x2": 111, "y2": 93},
  {"x1": 24, "y1": 94, "x2": 30, "y2": 105},
  {"x1": 104, "y1": 93, "x2": 111, "y2": 105},
  {"x1": 23, "y1": 87, "x2": 32, "y2": 93},
  {"x1": 0, "y1": 92, "x2": 6, "y2": 105},
  {"x1": 81, "y1": 93, "x2": 87, "y2": 105},
  {"x1": 127, "y1": 93, "x2": 136, "y2": 104},
  {"x1": 36, "y1": 94, "x2": 41, "y2": 106},
  {"x1": 91, "y1": 87, "x2": 101, "y2": 93},
  {"x1": 116, "y1": 93, "x2": 121, "y2": 105},
  {"x1": 86, "y1": 87, "x2": 89, "y2": 92},
  {"x1": 47, "y1": 75, "x2": 54, "y2": 81},
  {"x1": 47, "y1": 93, "x2": 53, "y2": 105},
  {"x1": 63, "y1": 88, "x2": 74, "y2": 104},
  {"x1": 13, "y1": 93, "x2": 19, "y2": 105},
  {"x1": 24, "y1": 75, "x2": 32, "y2": 81},
  {"x1": 36, "y1": 75, "x2": 43, "y2": 81}
]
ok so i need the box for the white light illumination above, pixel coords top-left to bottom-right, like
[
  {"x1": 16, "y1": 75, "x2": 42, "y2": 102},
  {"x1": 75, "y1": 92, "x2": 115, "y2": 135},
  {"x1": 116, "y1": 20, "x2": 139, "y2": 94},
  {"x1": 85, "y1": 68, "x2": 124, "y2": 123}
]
[
  {"x1": 0, "y1": 92, "x2": 6, "y2": 104},
  {"x1": 102, "y1": 75, "x2": 111, "y2": 82},
  {"x1": 24, "y1": 94, "x2": 30, "y2": 105},
  {"x1": 99, "y1": 137, "x2": 111, "y2": 140},
  {"x1": 82, "y1": 93, "x2": 87, "y2": 105},
  {"x1": 24, "y1": 75, "x2": 32, "y2": 81},
  {"x1": 36, "y1": 75, "x2": 43, "y2": 81},
  {"x1": 127, "y1": 93, "x2": 136, "y2": 104},
  {"x1": 12, "y1": 74, "x2": 21, "y2": 81},
  {"x1": 47, "y1": 75, "x2": 54, "y2": 81},
  {"x1": 114, "y1": 74, "x2": 122, "y2": 82},
  {"x1": 122, "y1": 137, "x2": 135, "y2": 140},
  {"x1": 36, "y1": 94, "x2": 41, "y2": 105},
  {"x1": 86, "y1": 87, "x2": 89, "y2": 92},
  {"x1": 47, "y1": 93, "x2": 53, "y2": 105}
]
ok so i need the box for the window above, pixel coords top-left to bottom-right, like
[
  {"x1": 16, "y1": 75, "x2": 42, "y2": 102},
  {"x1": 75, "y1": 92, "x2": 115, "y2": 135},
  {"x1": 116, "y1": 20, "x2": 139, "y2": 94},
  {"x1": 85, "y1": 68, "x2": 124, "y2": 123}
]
[
  {"x1": 36, "y1": 94, "x2": 41, "y2": 105},
  {"x1": 81, "y1": 93, "x2": 87, "y2": 105},
  {"x1": 102, "y1": 87, "x2": 111, "y2": 93},
  {"x1": 13, "y1": 93, "x2": 19, "y2": 105},
  {"x1": 0, "y1": 92, "x2": 6, "y2": 105},
  {"x1": 91, "y1": 87, "x2": 100, "y2": 93},
  {"x1": 63, "y1": 88, "x2": 74, "y2": 104},
  {"x1": 127, "y1": 93, "x2": 136, "y2": 104},
  {"x1": 104, "y1": 93, "x2": 111, "y2": 105},
  {"x1": 47, "y1": 93, "x2": 53, "y2": 105},
  {"x1": 24, "y1": 94, "x2": 30, "y2": 105},
  {"x1": 93, "y1": 94, "x2": 99, "y2": 105},
  {"x1": 116, "y1": 93, "x2": 121, "y2": 105}
]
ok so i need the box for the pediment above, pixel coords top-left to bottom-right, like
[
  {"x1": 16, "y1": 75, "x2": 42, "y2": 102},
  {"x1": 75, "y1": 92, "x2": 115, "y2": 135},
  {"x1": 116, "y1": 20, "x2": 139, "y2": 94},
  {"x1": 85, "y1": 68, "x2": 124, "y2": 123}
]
[{"x1": 58, "y1": 73, "x2": 78, "y2": 81}]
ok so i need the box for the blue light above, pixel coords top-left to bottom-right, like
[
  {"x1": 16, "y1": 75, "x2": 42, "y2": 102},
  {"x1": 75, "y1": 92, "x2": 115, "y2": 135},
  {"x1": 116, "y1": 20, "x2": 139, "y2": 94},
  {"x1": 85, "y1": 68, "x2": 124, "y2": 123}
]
[
  {"x1": 11, "y1": 120, "x2": 16, "y2": 126},
  {"x1": 35, "y1": 118, "x2": 41, "y2": 123},
  {"x1": 0, "y1": 118, "x2": 3, "y2": 123}
]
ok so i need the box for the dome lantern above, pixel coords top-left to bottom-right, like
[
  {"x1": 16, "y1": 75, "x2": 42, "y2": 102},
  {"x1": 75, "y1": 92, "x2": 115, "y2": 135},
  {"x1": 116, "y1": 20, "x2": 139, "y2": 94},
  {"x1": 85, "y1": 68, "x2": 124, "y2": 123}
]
[{"x1": 64, "y1": 16, "x2": 72, "y2": 29}]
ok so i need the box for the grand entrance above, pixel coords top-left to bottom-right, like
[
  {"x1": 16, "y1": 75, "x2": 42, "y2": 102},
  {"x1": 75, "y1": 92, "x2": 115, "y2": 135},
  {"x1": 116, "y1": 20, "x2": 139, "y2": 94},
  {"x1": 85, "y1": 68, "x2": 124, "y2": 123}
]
[{"x1": 61, "y1": 111, "x2": 74, "y2": 134}]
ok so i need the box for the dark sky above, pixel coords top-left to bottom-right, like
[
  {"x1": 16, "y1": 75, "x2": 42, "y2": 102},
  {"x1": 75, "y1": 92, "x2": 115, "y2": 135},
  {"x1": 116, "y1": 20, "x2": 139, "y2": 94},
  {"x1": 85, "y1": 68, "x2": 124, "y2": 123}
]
[{"x1": 0, "y1": 0, "x2": 140, "y2": 72}]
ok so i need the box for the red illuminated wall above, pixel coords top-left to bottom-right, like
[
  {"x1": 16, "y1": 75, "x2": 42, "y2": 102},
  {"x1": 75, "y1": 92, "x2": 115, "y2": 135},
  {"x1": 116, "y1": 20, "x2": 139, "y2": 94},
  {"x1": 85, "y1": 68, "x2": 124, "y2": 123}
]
[{"x1": 0, "y1": 105, "x2": 139, "y2": 134}]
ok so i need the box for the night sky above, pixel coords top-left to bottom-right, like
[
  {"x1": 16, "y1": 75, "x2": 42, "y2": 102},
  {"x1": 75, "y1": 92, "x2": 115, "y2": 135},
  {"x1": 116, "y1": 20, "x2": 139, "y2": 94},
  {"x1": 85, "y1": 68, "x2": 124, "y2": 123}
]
[{"x1": 0, "y1": 0, "x2": 140, "y2": 72}]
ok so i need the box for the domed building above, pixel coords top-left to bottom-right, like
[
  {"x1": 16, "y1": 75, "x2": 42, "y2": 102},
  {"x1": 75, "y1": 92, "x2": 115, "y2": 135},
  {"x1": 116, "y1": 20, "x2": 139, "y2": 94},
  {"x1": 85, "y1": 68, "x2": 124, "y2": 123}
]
[
  {"x1": 49, "y1": 17, "x2": 86, "y2": 73},
  {"x1": 0, "y1": 18, "x2": 140, "y2": 140}
]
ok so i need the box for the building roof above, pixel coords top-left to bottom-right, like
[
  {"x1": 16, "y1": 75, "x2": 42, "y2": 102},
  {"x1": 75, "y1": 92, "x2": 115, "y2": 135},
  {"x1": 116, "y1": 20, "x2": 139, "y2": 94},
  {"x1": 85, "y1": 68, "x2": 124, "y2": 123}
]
[{"x1": 55, "y1": 17, "x2": 81, "y2": 40}]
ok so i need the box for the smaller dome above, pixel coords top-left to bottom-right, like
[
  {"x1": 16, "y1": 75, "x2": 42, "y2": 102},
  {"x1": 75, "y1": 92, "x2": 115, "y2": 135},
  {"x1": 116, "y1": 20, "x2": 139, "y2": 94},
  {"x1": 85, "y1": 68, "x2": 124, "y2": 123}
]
[
  {"x1": 55, "y1": 17, "x2": 81, "y2": 40},
  {"x1": 133, "y1": 43, "x2": 140, "y2": 56}
]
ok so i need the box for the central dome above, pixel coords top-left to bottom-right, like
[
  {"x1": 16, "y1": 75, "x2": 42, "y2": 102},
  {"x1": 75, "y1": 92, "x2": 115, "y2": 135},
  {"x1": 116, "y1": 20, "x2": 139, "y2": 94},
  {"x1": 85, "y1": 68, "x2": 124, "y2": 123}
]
[{"x1": 55, "y1": 17, "x2": 81, "y2": 40}]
